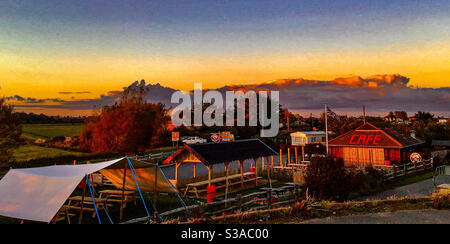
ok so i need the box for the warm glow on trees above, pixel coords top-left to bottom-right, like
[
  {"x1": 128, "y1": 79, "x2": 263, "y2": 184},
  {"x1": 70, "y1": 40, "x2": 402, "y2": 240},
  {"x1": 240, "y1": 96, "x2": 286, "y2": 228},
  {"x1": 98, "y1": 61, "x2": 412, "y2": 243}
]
[{"x1": 79, "y1": 87, "x2": 169, "y2": 154}]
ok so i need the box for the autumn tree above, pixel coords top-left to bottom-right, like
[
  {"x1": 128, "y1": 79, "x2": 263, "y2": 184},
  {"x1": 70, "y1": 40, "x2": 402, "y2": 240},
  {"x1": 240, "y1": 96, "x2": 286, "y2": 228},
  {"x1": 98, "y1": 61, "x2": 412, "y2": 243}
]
[
  {"x1": 0, "y1": 98, "x2": 23, "y2": 166},
  {"x1": 79, "y1": 86, "x2": 170, "y2": 154}
]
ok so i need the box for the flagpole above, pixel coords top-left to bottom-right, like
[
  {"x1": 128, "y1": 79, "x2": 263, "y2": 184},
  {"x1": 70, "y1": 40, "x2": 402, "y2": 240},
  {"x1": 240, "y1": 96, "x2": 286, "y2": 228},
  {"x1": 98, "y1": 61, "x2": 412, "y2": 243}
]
[{"x1": 325, "y1": 104, "x2": 329, "y2": 155}]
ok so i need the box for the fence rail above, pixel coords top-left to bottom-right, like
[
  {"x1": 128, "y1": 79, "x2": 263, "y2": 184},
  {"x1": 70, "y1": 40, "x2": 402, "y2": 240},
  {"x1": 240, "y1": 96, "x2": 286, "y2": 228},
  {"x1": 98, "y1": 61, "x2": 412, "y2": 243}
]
[
  {"x1": 135, "y1": 151, "x2": 176, "y2": 161},
  {"x1": 121, "y1": 183, "x2": 303, "y2": 224},
  {"x1": 373, "y1": 159, "x2": 433, "y2": 181}
]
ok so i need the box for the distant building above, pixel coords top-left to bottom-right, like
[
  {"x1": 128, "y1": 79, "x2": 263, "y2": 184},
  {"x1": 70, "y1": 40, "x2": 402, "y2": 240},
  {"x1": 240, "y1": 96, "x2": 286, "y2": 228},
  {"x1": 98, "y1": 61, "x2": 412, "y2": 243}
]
[
  {"x1": 290, "y1": 131, "x2": 332, "y2": 146},
  {"x1": 329, "y1": 123, "x2": 424, "y2": 167},
  {"x1": 436, "y1": 117, "x2": 449, "y2": 124}
]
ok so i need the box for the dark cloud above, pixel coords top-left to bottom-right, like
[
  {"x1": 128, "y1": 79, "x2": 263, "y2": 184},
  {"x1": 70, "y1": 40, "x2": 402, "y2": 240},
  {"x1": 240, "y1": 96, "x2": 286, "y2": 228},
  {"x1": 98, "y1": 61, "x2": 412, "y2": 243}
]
[
  {"x1": 6, "y1": 75, "x2": 450, "y2": 116},
  {"x1": 218, "y1": 74, "x2": 450, "y2": 114},
  {"x1": 58, "y1": 91, "x2": 92, "y2": 95}
]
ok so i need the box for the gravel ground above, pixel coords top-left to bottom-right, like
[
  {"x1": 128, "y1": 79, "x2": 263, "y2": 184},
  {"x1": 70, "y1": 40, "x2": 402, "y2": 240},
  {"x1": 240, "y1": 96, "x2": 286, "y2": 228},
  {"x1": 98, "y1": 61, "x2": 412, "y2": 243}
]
[{"x1": 296, "y1": 209, "x2": 450, "y2": 224}]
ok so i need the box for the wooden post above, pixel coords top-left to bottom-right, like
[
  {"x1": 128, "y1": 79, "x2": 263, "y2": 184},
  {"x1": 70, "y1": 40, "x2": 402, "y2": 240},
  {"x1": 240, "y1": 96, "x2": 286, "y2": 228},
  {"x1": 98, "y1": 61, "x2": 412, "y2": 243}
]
[
  {"x1": 193, "y1": 162, "x2": 197, "y2": 178},
  {"x1": 175, "y1": 162, "x2": 181, "y2": 183},
  {"x1": 267, "y1": 188, "x2": 272, "y2": 209},
  {"x1": 302, "y1": 146, "x2": 305, "y2": 162},
  {"x1": 393, "y1": 164, "x2": 397, "y2": 179},
  {"x1": 261, "y1": 157, "x2": 265, "y2": 170},
  {"x1": 295, "y1": 147, "x2": 298, "y2": 164},
  {"x1": 153, "y1": 212, "x2": 160, "y2": 224},
  {"x1": 208, "y1": 165, "x2": 212, "y2": 186},
  {"x1": 78, "y1": 176, "x2": 87, "y2": 224},
  {"x1": 239, "y1": 160, "x2": 244, "y2": 188},
  {"x1": 266, "y1": 156, "x2": 271, "y2": 180},
  {"x1": 271, "y1": 156, "x2": 274, "y2": 170},
  {"x1": 224, "y1": 162, "x2": 230, "y2": 192},
  {"x1": 287, "y1": 148, "x2": 291, "y2": 166},
  {"x1": 403, "y1": 163, "x2": 407, "y2": 176},
  {"x1": 120, "y1": 161, "x2": 128, "y2": 220},
  {"x1": 279, "y1": 148, "x2": 283, "y2": 168},
  {"x1": 236, "y1": 194, "x2": 242, "y2": 211},
  {"x1": 253, "y1": 158, "x2": 258, "y2": 185},
  {"x1": 154, "y1": 164, "x2": 158, "y2": 206}
]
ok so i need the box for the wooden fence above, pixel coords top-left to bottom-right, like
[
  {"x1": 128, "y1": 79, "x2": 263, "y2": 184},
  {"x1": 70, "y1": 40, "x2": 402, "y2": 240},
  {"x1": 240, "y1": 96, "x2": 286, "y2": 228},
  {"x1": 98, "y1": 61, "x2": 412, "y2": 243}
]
[
  {"x1": 121, "y1": 183, "x2": 303, "y2": 224},
  {"x1": 135, "y1": 151, "x2": 176, "y2": 161},
  {"x1": 374, "y1": 159, "x2": 433, "y2": 181},
  {"x1": 273, "y1": 159, "x2": 434, "y2": 182}
]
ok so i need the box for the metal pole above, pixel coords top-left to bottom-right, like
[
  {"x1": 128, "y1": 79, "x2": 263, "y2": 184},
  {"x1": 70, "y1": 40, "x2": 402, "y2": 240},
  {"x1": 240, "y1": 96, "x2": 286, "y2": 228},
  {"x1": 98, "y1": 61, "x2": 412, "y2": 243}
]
[{"x1": 325, "y1": 104, "x2": 329, "y2": 155}]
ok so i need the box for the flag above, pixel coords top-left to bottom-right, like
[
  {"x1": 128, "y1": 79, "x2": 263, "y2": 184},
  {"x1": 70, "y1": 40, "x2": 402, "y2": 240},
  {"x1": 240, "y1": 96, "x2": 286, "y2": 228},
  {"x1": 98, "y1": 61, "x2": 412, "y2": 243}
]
[{"x1": 326, "y1": 107, "x2": 340, "y2": 121}]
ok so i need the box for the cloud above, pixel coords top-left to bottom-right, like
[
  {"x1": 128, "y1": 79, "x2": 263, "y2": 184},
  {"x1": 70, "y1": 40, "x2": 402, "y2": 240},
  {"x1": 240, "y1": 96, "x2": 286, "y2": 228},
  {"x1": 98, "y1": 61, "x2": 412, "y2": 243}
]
[
  {"x1": 5, "y1": 75, "x2": 450, "y2": 116},
  {"x1": 220, "y1": 74, "x2": 450, "y2": 113},
  {"x1": 58, "y1": 91, "x2": 92, "y2": 95}
]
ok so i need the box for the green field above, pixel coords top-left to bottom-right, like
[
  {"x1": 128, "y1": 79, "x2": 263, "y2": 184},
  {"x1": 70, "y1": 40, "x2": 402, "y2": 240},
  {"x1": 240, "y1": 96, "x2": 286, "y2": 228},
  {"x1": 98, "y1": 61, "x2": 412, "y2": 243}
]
[
  {"x1": 22, "y1": 124, "x2": 82, "y2": 140},
  {"x1": 13, "y1": 145, "x2": 90, "y2": 162}
]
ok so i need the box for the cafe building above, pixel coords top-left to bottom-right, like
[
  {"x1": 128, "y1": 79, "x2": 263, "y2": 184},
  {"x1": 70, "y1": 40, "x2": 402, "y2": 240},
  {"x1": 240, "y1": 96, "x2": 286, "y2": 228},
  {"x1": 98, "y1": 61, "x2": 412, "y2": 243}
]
[{"x1": 328, "y1": 123, "x2": 424, "y2": 167}]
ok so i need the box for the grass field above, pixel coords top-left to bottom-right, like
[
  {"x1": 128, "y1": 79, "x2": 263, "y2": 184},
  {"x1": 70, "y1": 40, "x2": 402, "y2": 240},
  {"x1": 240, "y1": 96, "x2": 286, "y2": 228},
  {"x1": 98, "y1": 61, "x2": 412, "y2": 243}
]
[
  {"x1": 22, "y1": 123, "x2": 82, "y2": 140},
  {"x1": 13, "y1": 145, "x2": 90, "y2": 163}
]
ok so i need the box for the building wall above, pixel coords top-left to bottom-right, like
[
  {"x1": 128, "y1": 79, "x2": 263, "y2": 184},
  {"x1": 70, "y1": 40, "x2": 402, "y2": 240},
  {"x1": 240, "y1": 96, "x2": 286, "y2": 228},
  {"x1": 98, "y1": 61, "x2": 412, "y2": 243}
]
[{"x1": 331, "y1": 146, "x2": 392, "y2": 167}]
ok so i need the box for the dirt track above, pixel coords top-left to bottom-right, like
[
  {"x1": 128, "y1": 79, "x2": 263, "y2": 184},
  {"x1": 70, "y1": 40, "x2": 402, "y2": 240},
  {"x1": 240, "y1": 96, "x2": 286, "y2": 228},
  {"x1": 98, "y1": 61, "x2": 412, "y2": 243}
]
[{"x1": 296, "y1": 209, "x2": 450, "y2": 224}]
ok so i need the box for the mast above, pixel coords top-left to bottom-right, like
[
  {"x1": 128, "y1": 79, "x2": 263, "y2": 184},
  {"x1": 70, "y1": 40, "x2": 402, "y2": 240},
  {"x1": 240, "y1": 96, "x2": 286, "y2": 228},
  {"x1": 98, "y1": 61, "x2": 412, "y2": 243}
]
[{"x1": 325, "y1": 104, "x2": 329, "y2": 155}]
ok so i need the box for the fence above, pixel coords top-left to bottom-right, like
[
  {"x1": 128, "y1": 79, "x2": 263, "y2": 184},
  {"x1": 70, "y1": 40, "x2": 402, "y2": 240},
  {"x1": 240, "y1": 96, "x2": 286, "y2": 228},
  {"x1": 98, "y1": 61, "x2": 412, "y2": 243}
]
[
  {"x1": 121, "y1": 183, "x2": 303, "y2": 224},
  {"x1": 373, "y1": 159, "x2": 433, "y2": 181},
  {"x1": 273, "y1": 158, "x2": 434, "y2": 182},
  {"x1": 135, "y1": 151, "x2": 176, "y2": 161}
]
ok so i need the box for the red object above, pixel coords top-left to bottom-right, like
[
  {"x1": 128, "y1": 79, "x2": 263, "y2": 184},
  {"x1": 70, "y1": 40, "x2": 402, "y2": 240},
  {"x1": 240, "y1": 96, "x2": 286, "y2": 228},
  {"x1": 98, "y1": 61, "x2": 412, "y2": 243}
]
[
  {"x1": 77, "y1": 178, "x2": 86, "y2": 189},
  {"x1": 385, "y1": 160, "x2": 391, "y2": 165},
  {"x1": 206, "y1": 185, "x2": 216, "y2": 203},
  {"x1": 250, "y1": 167, "x2": 256, "y2": 178}
]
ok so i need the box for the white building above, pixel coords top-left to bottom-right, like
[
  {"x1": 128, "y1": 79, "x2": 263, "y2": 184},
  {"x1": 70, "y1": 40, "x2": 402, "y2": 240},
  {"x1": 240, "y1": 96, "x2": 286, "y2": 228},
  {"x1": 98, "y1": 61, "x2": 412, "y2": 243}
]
[{"x1": 290, "y1": 131, "x2": 332, "y2": 146}]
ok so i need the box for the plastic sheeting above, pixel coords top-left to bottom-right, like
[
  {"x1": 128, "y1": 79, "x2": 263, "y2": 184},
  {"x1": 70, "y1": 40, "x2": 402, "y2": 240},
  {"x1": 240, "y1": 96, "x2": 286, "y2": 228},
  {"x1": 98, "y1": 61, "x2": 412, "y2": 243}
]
[{"x1": 0, "y1": 157, "x2": 173, "y2": 223}]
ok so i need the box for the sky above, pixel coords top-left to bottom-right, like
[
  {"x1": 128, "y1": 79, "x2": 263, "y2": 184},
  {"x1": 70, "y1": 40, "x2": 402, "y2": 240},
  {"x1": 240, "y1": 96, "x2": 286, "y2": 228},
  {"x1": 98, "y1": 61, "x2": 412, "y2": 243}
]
[{"x1": 0, "y1": 0, "x2": 449, "y2": 116}]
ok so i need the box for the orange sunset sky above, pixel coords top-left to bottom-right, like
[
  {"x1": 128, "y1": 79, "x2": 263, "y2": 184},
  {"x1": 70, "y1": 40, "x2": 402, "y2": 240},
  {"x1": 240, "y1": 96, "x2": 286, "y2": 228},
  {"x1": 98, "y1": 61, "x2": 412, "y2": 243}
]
[{"x1": 0, "y1": 1, "x2": 449, "y2": 116}]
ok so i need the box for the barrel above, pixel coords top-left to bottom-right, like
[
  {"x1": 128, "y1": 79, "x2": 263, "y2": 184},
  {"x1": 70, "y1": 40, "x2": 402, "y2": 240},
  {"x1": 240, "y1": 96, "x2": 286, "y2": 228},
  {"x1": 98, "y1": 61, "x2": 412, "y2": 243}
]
[{"x1": 206, "y1": 185, "x2": 216, "y2": 203}]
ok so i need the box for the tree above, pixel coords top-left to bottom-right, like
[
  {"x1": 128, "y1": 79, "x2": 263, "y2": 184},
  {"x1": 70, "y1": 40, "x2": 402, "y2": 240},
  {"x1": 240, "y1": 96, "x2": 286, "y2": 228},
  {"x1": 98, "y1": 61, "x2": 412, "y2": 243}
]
[
  {"x1": 414, "y1": 111, "x2": 434, "y2": 123},
  {"x1": 79, "y1": 87, "x2": 170, "y2": 154},
  {"x1": 0, "y1": 98, "x2": 23, "y2": 166},
  {"x1": 394, "y1": 111, "x2": 408, "y2": 121}
]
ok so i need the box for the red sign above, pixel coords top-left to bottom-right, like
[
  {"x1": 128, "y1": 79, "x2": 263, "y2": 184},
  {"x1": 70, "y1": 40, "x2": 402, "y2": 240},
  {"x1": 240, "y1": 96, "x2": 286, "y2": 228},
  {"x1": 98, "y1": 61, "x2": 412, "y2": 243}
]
[
  {"x1": 349, "y1": 134, "x2": 382, "y2": 145},
  {"x1": 171, "y1": 132, "x2": 179, "y2": 142}
]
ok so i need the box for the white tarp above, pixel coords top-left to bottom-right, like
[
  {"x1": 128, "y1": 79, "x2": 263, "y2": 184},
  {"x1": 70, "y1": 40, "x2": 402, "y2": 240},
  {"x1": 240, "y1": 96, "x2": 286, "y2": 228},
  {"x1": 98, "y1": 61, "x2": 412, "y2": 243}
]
[{"x1": 0, "y1": 158, "x2": 123, "y2": 223}]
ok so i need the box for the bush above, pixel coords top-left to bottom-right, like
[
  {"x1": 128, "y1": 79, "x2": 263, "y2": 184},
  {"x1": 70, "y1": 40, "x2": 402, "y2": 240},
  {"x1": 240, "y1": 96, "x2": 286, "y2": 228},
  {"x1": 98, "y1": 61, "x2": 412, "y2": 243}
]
[
  {"x1": 304, "y1": 156, "x2": 351, "y2": 201},
  {"x1": 304, "y1": 157, "x2": 384, "y2": 201}
]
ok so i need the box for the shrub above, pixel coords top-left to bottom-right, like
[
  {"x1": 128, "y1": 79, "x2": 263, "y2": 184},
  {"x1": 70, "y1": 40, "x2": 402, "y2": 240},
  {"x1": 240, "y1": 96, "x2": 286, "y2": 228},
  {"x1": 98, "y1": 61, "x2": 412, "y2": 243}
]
[
  {"x1": 304, "y1": 156, "x2": 351, "y2": 201},
  {"x1": 304, "y1": 157, "x2": 384, "y2": 201}
]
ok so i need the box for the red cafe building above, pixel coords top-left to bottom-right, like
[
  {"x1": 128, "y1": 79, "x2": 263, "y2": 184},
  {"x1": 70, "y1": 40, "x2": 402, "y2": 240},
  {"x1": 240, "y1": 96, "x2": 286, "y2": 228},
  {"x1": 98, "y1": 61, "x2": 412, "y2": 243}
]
[{"x1": 328, "y1": 123, "x2": 425, "y2": 167}]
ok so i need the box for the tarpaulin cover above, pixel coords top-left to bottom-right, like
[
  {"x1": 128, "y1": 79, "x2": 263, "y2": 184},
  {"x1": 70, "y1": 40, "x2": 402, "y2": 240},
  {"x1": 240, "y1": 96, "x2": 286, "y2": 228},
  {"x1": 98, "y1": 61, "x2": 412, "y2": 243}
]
[
  {"x1": 0, "y1": 157, "x2": 173, "y2": 223},
  {"x1": 100, "y1": 159, "x2": 173, "y2": 193}
]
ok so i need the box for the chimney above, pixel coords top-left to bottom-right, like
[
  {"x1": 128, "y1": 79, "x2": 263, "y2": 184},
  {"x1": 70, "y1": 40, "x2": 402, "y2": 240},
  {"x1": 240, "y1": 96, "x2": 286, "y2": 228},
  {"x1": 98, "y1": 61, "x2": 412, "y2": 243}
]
[{"x1": 410, "y1": 130, "x2": 416, "y2": 139}]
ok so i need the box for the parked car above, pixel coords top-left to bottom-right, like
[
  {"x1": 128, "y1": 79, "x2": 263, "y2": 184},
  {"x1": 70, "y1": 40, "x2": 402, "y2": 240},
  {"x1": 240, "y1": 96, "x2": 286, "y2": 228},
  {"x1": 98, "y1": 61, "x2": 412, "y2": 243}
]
[{"x1": 182, "y1": 136, "x2": 207, "y2": 144}]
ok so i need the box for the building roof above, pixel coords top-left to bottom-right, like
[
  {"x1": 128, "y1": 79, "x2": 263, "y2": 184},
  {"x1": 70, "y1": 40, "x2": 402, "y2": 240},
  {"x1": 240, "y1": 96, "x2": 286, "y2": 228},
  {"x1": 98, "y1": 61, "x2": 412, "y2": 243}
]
[
  {"x1": 164, "y1": 139, "x2": 278, "y2": 166},
  {"x1": 328, "y1": 122, "x2": 423, "y2": 148}
]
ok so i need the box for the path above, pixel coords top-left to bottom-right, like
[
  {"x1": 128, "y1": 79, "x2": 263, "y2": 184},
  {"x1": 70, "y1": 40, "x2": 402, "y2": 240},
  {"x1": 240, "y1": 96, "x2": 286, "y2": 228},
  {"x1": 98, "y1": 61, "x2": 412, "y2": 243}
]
[{"x1": 296, "y1": 209, "x2": 450, "y2": 224}]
